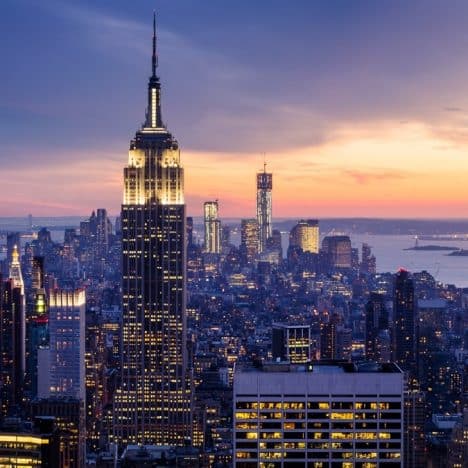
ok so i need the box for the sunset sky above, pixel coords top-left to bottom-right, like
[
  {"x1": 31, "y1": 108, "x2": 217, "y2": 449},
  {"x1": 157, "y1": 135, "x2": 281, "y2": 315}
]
[{"x1": 3, "y1": 1, "x2": 468, "y2": 218}]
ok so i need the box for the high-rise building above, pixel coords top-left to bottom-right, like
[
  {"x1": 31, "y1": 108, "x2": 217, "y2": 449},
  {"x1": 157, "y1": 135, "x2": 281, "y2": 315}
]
[
  {"x1": 203, "y1": 201, "x2": 221, "y2": 254},
  {"x1": 96, "y1": 208, "x2": 110, "y2": 258},
  {"x1": 256, "y1": 164, "x2": 272, "y2": 253},
  {"x1": 6, "y1": 233, "x2": 20, "y2": 266},
  {"x1": 5, "y1": 245, "x2": 26, "y2": 409},
  {"x1": 41, "y1": 289, "x2": 85, "y2": 401},
  {"x1": 321, "y1": 235, "x2": 352, "y2": 269},
  {"x1": 393, "y1": 269, "x2": 418, "y2": 378},
  {"x1": 31, "y1": 256, "x2": 45, "y2": 291},
  {"x1": 31, "y1": 398, "x2": 84, "y2": 468},
  {"x1": 0, "y1": 277, "x2": 25, "y2": 416},
  {"x1": 27, "y1": 267, "x2": 48, "y2": 400},
  {"x1": 272, "y1": 323, "x2": 311, "y2": 363},
  {"x1": 186, "y1": 216, "x2": 194, "y2": 248},
  {"x1": 233, "y1": 361, "x2": 404, "y2": 467},
  {"x1": 113, "y1": 14, "x2": 192, "y2": 446},
  {"x1": 447, "y1": 408, "x2": 468, "y2": 467},
  {"x1": 365, "y1": 293, "x2": 389, "y2": 362},
  {"x1": 0, "y1": 417, "x2": 60, "y2": 467},
  {"x1": 404, "y1": 389, "x2": 426, "y2": 468},
  {"x1": 361, "y1": 242, "x2": 377, "y2": 274},
  {"x1": 240, "y1": 219, "x2": 259, "y2": 265},
  {"x1": 289, "y1": 219, "x2": 319, "y2": 253},
  {"x1": 266, "y1": 229, "x2": 282, "y2": 258}
]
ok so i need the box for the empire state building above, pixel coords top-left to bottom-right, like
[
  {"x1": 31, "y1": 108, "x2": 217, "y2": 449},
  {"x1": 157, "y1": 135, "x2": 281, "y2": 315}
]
[{"x1": 113, "y1": 15, "x2": 192, "y2": 446}]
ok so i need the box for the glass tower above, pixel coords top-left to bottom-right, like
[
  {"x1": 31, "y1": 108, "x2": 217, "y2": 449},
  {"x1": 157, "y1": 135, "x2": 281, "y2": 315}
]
[
  {"x1": 113, "y1": 14, "x2": 192, "y2": 446},
  {"x1": 256, "y1": 164, "x2": 272, "y2": 253},
  {"x1": 204, "y1": 201, "x2": 221, "y2": 254}
]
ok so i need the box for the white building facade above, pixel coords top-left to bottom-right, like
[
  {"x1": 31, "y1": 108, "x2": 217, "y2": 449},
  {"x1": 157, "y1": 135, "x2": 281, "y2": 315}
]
[{"x1": 234, "y1": 362, "x2": 404, "y2": 467}]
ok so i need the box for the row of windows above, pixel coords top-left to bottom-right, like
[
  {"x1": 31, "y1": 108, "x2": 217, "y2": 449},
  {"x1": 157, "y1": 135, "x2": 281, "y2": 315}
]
[
  {"x1": 236, "y1": 451, "x2": 401, "y2": 460},
  {"x1": 236, "y1": 432, "x2": 401, "y2": 441},
  {"x1": 236, "y1": 402, "x2": 401, "y2": 410},
  {"x1": 236, "y1": 422, "x2": 401, "y2": 430},
  {"x1": 235, "y1": 411, "x2": 402, "y2": 421}
]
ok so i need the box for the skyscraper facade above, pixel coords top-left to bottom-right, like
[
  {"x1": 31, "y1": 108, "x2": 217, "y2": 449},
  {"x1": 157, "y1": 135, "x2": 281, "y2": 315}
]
[
  {"x1": 393, "y1": 269, "x2": 418, "y2": 378},
  {"x1": 365, "y1": 293, "x2": 390, "y2": 362},
  {"x1": 240, "y1": 219, "x2": 259, "y2": 265},
  {"x1": 113, "y1": 15, "x2": 192, "y2": 446},
  {"x1": 203, "y1": 201, "x2": 221, "y2": 254},
  {"x1": 0, "y1": 277, "x2": 24, "y2": 415},
  {"x1": 256, "y1": 165, "x2": 272, "y2": 253},
  {"x1": 289, "y1": 219, "x2": 319, "y2": 253},
  {"x1": 234, "y1": 361, "x2": 404, "y2": 467},
  {"x1": 322, "y1": 235, "x2": 352, "y2": 269},
  {"x1": 41, "y1": 289, "x2": 85, "y2": 400}
]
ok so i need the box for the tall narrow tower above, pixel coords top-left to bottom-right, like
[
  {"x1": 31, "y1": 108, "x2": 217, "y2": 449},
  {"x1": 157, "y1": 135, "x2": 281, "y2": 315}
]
[
  {"x1": 113, "y1": 14, "x2": 192, "y2": 446},
  {"x1": 393, "y1": 269, "x2": 417, "y2": 378},
  {"x1": 256, "y1": 163, "x2": 273, "y2": 253},
  {"x1": 204, "y1": 201, "x2": 221, "y2": 254}
]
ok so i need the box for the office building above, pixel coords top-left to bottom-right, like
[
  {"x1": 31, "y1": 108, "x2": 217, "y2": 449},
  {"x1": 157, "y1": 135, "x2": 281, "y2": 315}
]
[
  {"x1": 96, "y1": 208, "x2": 111, "y2": 258},
  {"x1": 233, "y1": 361, "x2": 404, "y2": 467},
  {"x1": 266, "y1": 229, "x2": 283, "y2": 258},
  {"x1": 31, "y1": 398, "x2": 84, "y2": 468},
  {"x1": 41, "y1": 289, "x2": 85, "y2": 401},
  {"x1": 240, "y1": 219, "x2": 259, "y2": 265},
  {"x1": 403, "y1": 390, "x2": 426, "y2": 468},
  {"x1": 365, "y1": 293, "x2": 389, "y2": 362},
  {"x1": 289, "y1": 219, "x2": 319, "y2": 254},
  {"x1": 361, "y1": 243, "x2": 377, "y2": 274},
  {"x1": 322, "y1": 235, "x2": 352, "y2": 269},
  {"x1": 113, "y1": 14, "x2": 192, "y2": 446},
  {"x1": 393, "y1": 269, "x2": 418, "y2": 378},
  {"x1": 186, "y1": 216, "x2": 194, "y2": 248},
  {"x1": 447, "y1": 409, "x2": 468, "y2": 467},
  {"x1": 272, "y1": 323, "x2": 311, "y2": 363},
  {"x1": 0, "y1": 417, "x2": 60, "y2": 467},
  {"x1": 0, "y1": 277, "x2": 25, "y2": 416},
  {"x1": 204, "y1": 201, "x2": 221, "y2": 254},
  {"x1": 256, "y1": 165, "x2": 273, "y2": 253}
]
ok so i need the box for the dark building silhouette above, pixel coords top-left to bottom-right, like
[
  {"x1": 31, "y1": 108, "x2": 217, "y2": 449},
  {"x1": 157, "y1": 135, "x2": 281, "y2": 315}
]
[
  {"x1": 31, "y1": 398, "x2": 84, "y2": 467},
  {"x1": 393, "y1": 269, "x2": 418, "y2": 378},
  {"x1": 365, "y1": 293, "x2": 389, "y2": 361},
  {"x1": 0, "y1": 278, "x2": 24, "y2": 416},
  {"x1": 186, "y1": 216, "x2": 194, "y2": 248},
  {"x1": 321, "y1": 235, "x2": 352, "y2": 269}
]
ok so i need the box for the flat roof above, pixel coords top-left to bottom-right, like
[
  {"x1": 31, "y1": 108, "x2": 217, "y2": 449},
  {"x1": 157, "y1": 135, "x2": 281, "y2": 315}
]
[{"x1": 237, "y1": 361, "x2": 402, "y2": 374}]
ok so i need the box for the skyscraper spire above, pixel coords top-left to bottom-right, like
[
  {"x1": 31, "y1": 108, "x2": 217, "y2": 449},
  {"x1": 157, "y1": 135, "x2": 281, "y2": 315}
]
[
  {"x1": 152, "y1": 11, "x2": 157, "y2": 78},
  {"x1": 144, "y1": 12, "x2": 162, "y2": 128},
  {"x1": 10, "y1": 244, "x2": 24, "y2": 294}
]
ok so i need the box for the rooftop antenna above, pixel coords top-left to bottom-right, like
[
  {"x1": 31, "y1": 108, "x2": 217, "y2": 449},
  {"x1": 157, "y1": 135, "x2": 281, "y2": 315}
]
[{"x1": 152, "y1": 11, "x2": 158, "y2": 77}]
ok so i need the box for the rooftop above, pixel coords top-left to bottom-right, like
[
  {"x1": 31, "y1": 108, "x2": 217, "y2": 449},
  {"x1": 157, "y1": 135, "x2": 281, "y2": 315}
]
[{"x1": 237, "y1": 360, "x2": 402, "y2": 374}]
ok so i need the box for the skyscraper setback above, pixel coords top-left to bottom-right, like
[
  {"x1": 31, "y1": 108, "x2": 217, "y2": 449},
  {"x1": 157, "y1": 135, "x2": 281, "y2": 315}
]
[{"x1": 113, "y1": 15, "x2": 192, "y2": 446}]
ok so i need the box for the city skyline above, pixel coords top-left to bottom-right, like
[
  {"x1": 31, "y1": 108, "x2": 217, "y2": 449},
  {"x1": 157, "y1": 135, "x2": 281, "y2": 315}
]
[{"x1": 4, "y1": 1, "x2": 468, "y2": 217}]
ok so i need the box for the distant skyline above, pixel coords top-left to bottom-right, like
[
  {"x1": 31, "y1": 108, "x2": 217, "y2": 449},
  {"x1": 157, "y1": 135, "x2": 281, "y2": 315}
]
[{"x1": 3, "y1": 1, "x2": 468, "y2": 217}]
